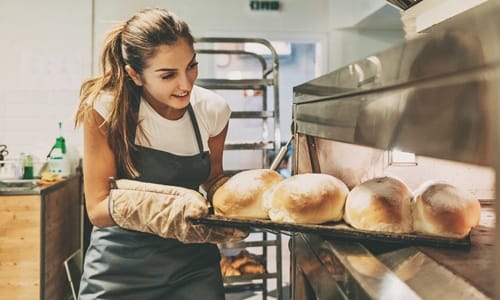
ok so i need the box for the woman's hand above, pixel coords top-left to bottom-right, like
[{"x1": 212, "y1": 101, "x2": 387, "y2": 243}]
[{"x1": 109, "y1": 179, "x2": 249, "y2": 243}]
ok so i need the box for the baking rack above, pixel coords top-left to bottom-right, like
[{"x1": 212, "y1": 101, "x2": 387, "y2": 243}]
[{"x1": 195, "y1": 37, "x2": 283, "y2": 300}]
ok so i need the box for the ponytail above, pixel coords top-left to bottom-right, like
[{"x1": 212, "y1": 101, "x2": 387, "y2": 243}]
[{"x1": 75, "y1": 21, "x2": 140, "y2": 178}]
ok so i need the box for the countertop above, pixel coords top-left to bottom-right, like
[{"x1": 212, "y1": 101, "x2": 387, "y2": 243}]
[{"x1": 0, "y1": 177, "x2": 76, "y2": 196}]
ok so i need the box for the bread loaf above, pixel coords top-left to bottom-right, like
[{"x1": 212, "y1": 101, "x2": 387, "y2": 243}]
[
  {"x1": 220, "y1": 250, "x2": 266, "y2": 277},
  {"x1": 212, "y1": 169, "x2": 283, "y2": 219},
  {"x1": 344, "y1": 176, "x2": 412, "y2": 233},
  {"x1": 266, "y1": 173, "x2": 349, "y2": 224},
  {"x1": 412, "y1": 181, "x2": 481, "y2": 238}
]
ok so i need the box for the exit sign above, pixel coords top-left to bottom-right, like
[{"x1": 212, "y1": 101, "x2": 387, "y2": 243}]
[{"x1": 250, "y1": 1, "x2": 280, "y2": 11}]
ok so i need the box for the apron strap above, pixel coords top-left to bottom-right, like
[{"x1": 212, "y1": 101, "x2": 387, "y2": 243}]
[
  {"x1": 187, "y1": 104, "x2": 205, "y2": 154},
  {"x1": 131, "y1": 94, "x2": 141, "y2": 143}
]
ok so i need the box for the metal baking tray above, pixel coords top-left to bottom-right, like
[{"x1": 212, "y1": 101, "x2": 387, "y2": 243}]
[
  {"x1": 190, "y1": 215, "x2": 471, "y2": 249},
  {"x1": 0, "y1": 179, "x2": 37, "y2": 192}
]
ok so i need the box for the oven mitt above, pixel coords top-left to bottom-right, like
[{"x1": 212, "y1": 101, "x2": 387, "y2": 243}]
[
  {"x1": 108, "y1": 178, "x2": 249, "y2": 244},
  {"x1": 206, "y1": 175, "x2": 230, "y2": 203}
]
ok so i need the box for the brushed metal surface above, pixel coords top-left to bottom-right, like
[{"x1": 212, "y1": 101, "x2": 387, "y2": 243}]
[
  {"x1": 290, "y1": 2, "x2": 499, "y2": 299},
  {"x1": 293, "y1": 2, "x2": 500, "y2": 166},
  {"x1": 378, "y1": 247, "x2": 489, "y2": 299}
]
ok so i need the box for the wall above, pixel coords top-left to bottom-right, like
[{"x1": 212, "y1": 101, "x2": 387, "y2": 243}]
[
  {"x1": 92, "y1": 0, "x2": 404, "y2": 149},
  {"x1": 0, "y1": 0, "x2": 404, "y2": 171},
  {"x1": 0, "y1": 0, "x2": 93, "y2": 166},
  {"x1": 92, "y1": 0, "x2": 334, "y2": 163},
  {"x1": 327, "y1": 0, "x2": 405, "y2": 71},
  {"x1": 92, "y1": 0, "x2": 404, "y2": 78},
  {"x1": 92, "y1": 0, "x2": 332, "y2": 73}
]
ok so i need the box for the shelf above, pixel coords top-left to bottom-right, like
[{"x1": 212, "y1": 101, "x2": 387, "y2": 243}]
[
  {"x1": 224, "y1": 141, "x2": 275, "y2": 150},
  {"x1": 231, "y1": 111, "x2": 275, "y2": 119},
  {"x1": 224, "y1": 283, "x2": 265, "y2": 294},
  {"x1": 220, "y1": 239, "x2": 281, "y2": 249},
  {"x1": 196, "y1": 36, "x2": 282, "y2": 300},
  {"x1": 196, "y1": 78, "x2": 273, "y2": 90},
  {"x1": 224, "y1": 272, "x2": 279, "y2": 283}
]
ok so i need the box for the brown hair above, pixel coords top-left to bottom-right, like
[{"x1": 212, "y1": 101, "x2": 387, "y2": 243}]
[{"x1": 74, "y1": 8, "x2": 194, "y2": 178}]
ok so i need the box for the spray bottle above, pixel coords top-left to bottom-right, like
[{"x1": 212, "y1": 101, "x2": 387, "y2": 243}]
[{"x1": 47, "y1": 122, "x2": 71, "y2": 177}]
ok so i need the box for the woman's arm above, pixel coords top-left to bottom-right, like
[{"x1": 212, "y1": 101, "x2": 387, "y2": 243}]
[
  {"x1": 202, "y1": 123, "x2": 229, "y2": 193},
  {"x1": 82, "y1": 109, "x2": 117, "y2": 227}
]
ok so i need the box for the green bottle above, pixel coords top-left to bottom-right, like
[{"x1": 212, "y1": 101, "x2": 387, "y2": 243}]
[
  {"x1": 23, "y1": 154, "x2": 34, "y2": 179},
  {"x1": 48, "y1": 122, "x2": 71, "y2": 177}
]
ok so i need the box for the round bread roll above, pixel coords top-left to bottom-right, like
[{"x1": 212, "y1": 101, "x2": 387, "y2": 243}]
[
  {"x1": 412, "y1": 181, "x2": 481, "y2": 238},
  {"x1": 344, "y1": 176, "x2": 412, "y2": 233},
  {"x1": 212, "y1": 169, "x2": 283, "y2": 219},
  {"x1": 266, "y1": 173, "x2": 349, "y2": 224}
]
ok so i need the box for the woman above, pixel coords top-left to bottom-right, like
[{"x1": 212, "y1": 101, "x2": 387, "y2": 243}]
[{"x1": 74, "y1": 8, "x2": 245, "y2": 299}]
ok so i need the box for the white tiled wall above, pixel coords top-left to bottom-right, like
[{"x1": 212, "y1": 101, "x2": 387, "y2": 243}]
[
  {"x1": 1, "y1": 89, "x2": 82, "y2": 160},
  {"x1": 0, "y1": 0, "x2": 92, "y2": 164}
]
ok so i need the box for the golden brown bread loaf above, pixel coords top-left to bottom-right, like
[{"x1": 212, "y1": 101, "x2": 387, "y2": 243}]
[
  {"x1": 220, "y1": 256, "x2": 241, "y2": 277},
  {"x1": 220, "y1": 250, "x2": 266, "y2": 277},
  {"x1": 412, "y1": 180, "x2": 481, "y2": 238},
  {"x1": 239, "y1": 263, "x2": 266, "y2": 275},
  {"x1": 343, "y1": 176, "x2": 412, "y2": 233},
  {"x1": 212, "y1": 169, "x2": 283, "y2": 219},
  {"x1": 266, "y1": 173, "x2": 349, "y2": 224}
]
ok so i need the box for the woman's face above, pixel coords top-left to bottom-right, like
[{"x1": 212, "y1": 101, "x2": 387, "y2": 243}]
[{"x1": 134, "y1": 38, "x2": 198, "y2": 119}]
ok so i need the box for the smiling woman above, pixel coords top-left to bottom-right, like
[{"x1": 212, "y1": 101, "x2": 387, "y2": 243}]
[
  {"x1": 73, "y1": 7, "x2": 246, "y2": 300},
  {"x1": 126, "y1": 43, "x2": 199, "y2": 119}
]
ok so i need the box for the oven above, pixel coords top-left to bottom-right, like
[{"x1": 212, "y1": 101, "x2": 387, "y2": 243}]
[{"x1": 290, "y1": 2, "x2": 499, "y2": 299}]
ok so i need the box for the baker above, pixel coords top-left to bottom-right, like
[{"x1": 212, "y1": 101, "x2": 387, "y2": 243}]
[{"x1": 74, "y1": 8, "x2": 246, "y2": 299}]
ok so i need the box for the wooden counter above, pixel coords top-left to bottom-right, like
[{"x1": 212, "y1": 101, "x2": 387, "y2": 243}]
[{"x1": 0, "y1": 175, "x2": 82, "y2": 300}]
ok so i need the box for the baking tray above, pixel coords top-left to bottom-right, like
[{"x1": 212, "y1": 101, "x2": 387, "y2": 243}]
[
  {"x1": 0, "y1": 179, "x2": 37, "y2": 192},
  {"x1": 190, "y1": 215, "x2": 471, "y2": 249}
]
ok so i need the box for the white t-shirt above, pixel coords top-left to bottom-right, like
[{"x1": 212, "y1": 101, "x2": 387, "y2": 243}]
[{"x1": 92, "y1": 85, "x2": 231, "y2": 155}]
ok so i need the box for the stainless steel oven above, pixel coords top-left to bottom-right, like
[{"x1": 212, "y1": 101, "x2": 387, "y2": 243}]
[{"x1": 290, "y1": 1, "x2": 499, "y2": 299}]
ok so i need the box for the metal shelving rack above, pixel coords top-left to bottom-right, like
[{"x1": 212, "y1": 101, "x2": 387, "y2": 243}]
[
  {"x1": 195, "y1": 37, "x2": 282, "y2": 300},
  {"x1": 195, "y1": 37, "x2": 281, "y2": 169}
]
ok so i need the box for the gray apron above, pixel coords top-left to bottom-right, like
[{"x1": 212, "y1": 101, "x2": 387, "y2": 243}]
[{"x1": 78, "y1": 104, "x2": 225, "y2": 300}]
